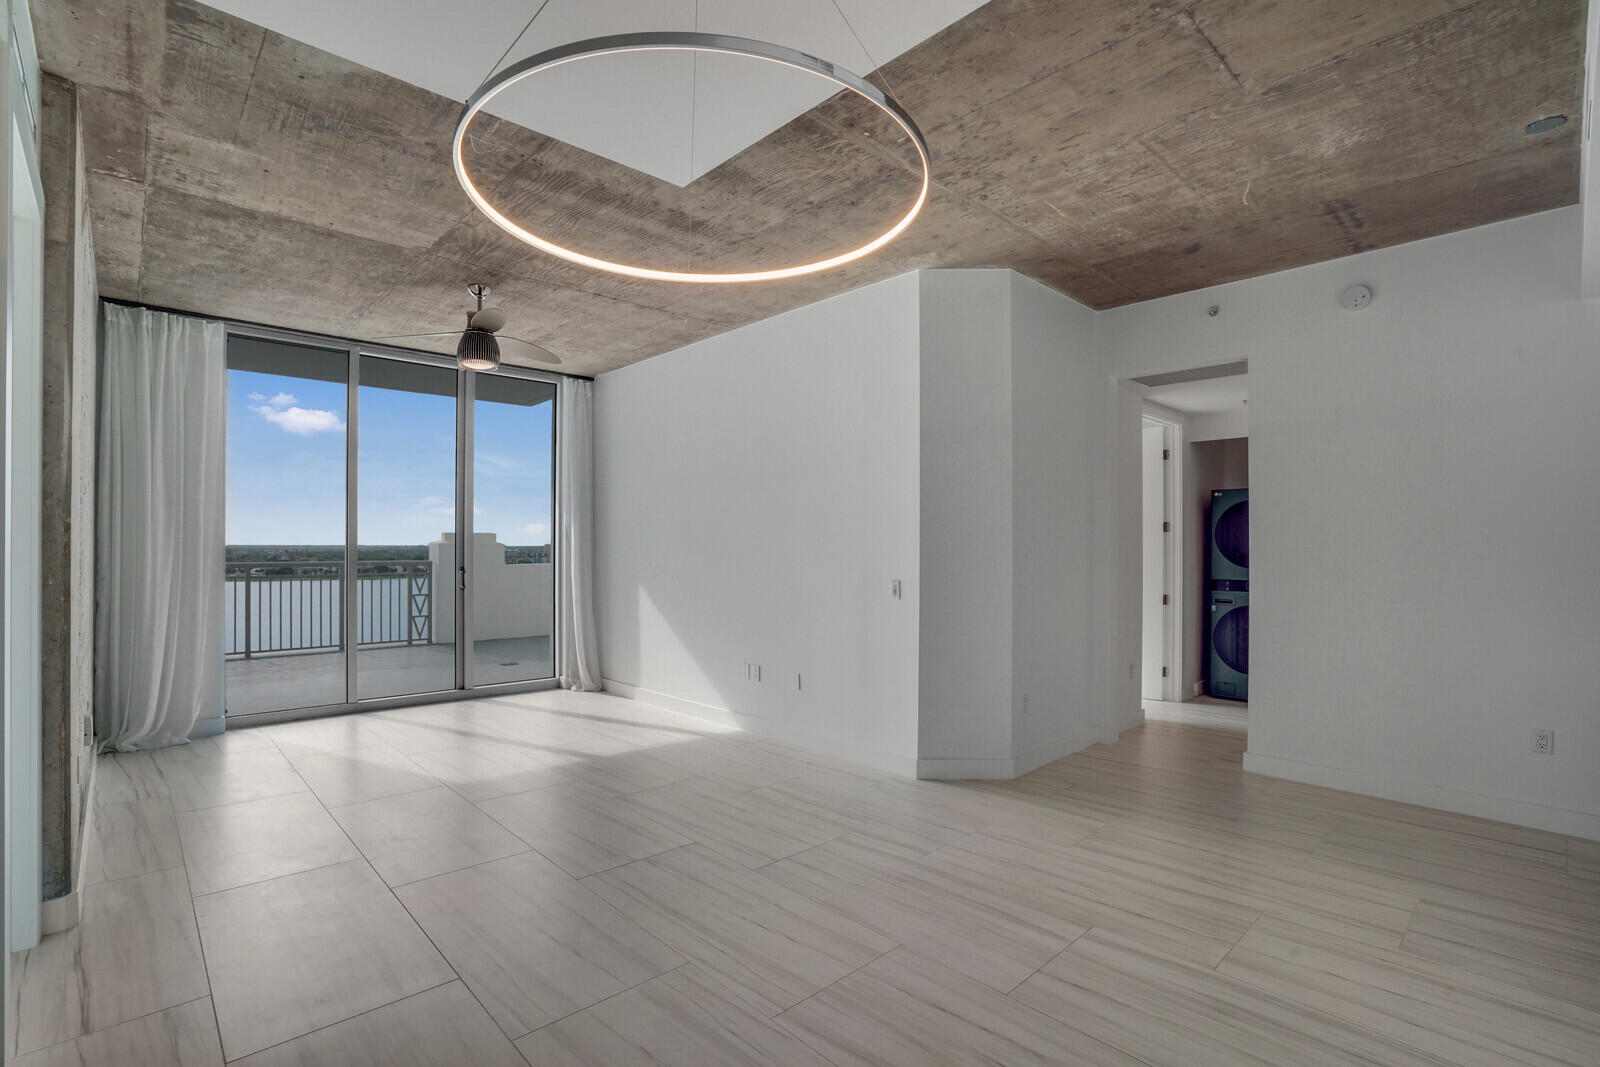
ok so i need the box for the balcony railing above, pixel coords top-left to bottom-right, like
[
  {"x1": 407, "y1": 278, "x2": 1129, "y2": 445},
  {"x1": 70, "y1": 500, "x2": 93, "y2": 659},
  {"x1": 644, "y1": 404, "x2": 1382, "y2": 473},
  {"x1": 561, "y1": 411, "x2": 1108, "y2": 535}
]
[{"x1": 224, "y1": 560, "x2": 434, "y2": 658}]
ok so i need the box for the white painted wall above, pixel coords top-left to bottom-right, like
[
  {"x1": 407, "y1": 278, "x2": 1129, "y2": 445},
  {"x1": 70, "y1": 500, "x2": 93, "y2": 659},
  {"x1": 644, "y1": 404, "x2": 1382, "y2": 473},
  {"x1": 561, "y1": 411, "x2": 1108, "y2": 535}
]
[
  {"x1": 430, "y1": 533, "x2": 552, "y2": 644},
  {"x1": 596, "y1": 268, "x2": 1119, "y2": 779},
  {"x1": 596, "y1": 201, "x2": 1597, "y2": 837},
  {"x1": 4, "y1": 53, "x2": 44, "y2": 952},
  {"x1": 914, "y1": 271, "x2": 1120, "y2": 776},
  {"x1": 595, "y1": 273, "x2": 923, "y2": 774},
  {"x1": 1105, "y1": 206, "x2": 1600, "y2": 837},
  {"x1": 1008, "y1": 273, "x2": 1121, "y2": 766},
  {"x1": 916, "y1": 271, "x2": 1012, "y2": 771},
  {"x1": 1581, "y1": 0, "x2": 1598, "y2": 299},
  {"x1": 1190, "y1": 406, "x2": 1249, "y2": 442}
]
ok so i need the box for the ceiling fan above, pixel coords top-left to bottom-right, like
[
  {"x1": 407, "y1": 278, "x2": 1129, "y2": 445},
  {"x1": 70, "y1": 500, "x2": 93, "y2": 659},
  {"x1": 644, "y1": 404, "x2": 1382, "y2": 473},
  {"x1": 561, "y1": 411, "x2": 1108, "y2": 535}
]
[{"x1": 376, "y1": 284, "x2": 561, "y2": 370}]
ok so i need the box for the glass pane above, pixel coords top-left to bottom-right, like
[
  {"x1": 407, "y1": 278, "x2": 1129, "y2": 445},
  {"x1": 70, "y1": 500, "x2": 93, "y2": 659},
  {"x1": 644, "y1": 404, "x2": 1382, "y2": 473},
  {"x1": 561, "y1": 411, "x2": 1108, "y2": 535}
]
[
  {"x1": 471, "y1": 375, "x2": 556, "y2": 686},
  {"x1": 225, "y1": 339, "x2": 349, "y2": 715},
  {"x1": 357, "y1": 356, "x2": 459, "y2": 700}
]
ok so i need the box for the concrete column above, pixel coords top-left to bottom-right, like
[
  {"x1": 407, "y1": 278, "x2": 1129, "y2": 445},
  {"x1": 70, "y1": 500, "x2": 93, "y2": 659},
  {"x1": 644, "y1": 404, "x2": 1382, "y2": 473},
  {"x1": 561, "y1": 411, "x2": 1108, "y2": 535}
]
[{"x1": 39, "y1": 74, "x2": 99, "y2": 908}]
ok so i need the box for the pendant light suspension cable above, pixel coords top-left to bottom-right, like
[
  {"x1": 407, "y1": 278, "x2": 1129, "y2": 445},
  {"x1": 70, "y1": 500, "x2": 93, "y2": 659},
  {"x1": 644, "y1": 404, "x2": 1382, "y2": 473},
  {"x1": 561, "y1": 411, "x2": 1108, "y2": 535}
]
[
  {"x1": 826, "y1": 0, "x2": 903, "y2": 109},
  {"x1": 479, "y1": 0, "x2": 557, "y2": 94}
]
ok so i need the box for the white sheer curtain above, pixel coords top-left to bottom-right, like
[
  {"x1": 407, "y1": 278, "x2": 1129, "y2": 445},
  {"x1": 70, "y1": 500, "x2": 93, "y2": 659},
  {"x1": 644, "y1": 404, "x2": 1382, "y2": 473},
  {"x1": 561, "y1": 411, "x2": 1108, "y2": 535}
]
[
  {"x1": 556, "y1": 377, "x2": 601, "y2": 690},
  {"x1": 95, "y1": 305, "x2": 226, "y2": 750}
]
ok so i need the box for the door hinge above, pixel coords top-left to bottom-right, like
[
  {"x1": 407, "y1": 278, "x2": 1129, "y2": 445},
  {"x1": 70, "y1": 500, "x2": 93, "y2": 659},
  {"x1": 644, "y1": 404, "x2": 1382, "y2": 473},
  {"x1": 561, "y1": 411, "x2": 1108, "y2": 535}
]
[
  {"x1": 1162, "y1": 521, "x2": 1170, "y2": 532},
  {"x1": 1162, "y1": 449, "x2": 1170, "y2": 460},
  {"x1": 1162, "y1": 667, "x2": 1169, "y2": 677},
  {"x1": 1162, "y1": 594, "x2": 1169, "y2": 605}
]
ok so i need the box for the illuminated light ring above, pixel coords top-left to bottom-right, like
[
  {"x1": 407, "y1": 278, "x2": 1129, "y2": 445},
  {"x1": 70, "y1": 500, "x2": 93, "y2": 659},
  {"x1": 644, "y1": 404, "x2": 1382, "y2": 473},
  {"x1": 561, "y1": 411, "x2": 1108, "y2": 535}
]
[{"x1": 453, "y1": 31, "x2": 931, "y2": 284}]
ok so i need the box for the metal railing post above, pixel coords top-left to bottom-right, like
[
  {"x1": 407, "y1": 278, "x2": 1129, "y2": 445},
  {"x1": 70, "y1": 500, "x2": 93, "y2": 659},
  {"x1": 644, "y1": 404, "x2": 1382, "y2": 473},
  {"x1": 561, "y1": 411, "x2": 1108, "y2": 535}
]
[
  {"x1": 243, "y1": 574, "x2": 253, "y2": 659},
  {"x1": 405, "y1": 564, "x2": 416, "y2": 646}
]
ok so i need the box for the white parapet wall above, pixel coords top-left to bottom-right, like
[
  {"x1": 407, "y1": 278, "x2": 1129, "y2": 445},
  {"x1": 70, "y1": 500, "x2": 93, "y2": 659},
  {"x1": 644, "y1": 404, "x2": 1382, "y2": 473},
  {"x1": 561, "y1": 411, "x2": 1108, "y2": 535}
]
[{"x1": 429, "y1": 532, "x2": 553, "y2": 644}]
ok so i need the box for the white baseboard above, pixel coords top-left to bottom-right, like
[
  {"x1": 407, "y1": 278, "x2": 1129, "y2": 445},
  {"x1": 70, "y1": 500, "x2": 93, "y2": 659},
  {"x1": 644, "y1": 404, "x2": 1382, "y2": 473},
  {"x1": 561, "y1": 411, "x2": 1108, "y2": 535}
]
[
  {"x1": 190, "y1": 711, "x2": 226, "y2": 740},
  {"x1": 41, "y1": 756, "x2": 98, "y2": 936},
  {"x1": 918, "y1": 731, "x2": 1099, "y2": 781},
  {"x1": 1143, "y1": 699, "x2": 1247, "y2": 730},
  {"x1": 600, "y1": 679, "x2": 744, "y2": 731},
  {"x1": 601, "y1": 678, "x2": 918, "y2": 778},
  {"x1": 916, "y1": 756, "x2": 1018, "y2": 780},
  {"x1": 40, "y1": 893, "x2": 78, "y2": 936},
  {"x1": 1243, "y1": 751, "x2": 1600, "y2": 841}
]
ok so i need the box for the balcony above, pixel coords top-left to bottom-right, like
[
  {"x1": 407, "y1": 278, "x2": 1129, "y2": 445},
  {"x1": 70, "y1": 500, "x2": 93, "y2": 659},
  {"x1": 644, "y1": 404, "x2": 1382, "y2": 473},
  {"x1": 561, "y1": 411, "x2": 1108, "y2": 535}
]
[{"x1": 225, "y1": 554, "x2": 552, "y2": 716}]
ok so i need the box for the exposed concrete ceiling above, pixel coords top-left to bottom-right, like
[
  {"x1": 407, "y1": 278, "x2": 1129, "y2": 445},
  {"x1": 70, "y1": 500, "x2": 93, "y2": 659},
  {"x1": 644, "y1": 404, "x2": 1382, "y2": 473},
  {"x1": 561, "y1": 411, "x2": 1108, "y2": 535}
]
[{"x1": 34, "y1": 0, "x2": 1586, "y2": 377}]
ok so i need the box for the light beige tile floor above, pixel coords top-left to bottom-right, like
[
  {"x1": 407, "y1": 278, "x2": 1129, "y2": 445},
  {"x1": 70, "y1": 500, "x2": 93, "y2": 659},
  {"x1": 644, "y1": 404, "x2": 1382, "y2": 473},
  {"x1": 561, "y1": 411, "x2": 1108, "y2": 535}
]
[{"x1": 10, "y1": 692, "x2": 1599, "y2": 1065}]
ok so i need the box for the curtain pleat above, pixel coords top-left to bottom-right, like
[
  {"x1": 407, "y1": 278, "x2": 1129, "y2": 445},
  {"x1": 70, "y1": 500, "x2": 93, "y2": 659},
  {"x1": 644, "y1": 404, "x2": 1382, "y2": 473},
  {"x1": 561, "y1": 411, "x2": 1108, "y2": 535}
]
[
  {"x1": 556, "y1": 378, "x2": 601, "y2": 691},
  {"x1": 94, "y1": 305, "x2": 226, "y2": 750}
]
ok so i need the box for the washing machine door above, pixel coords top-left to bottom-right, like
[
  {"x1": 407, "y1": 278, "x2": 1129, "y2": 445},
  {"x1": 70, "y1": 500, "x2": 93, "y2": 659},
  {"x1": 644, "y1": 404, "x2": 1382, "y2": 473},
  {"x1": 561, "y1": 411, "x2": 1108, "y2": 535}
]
[
  {"x1": 1212, "y1": 604, "x2": 1249, "y2": 674},
  {"x1": 1215, "y1": 500, "x2": 1249, "y2": 571}
]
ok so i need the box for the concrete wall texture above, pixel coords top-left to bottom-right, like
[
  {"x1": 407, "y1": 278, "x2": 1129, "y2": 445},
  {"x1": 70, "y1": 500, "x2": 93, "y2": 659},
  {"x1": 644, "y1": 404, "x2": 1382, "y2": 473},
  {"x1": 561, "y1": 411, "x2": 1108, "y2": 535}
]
[{"x1": 39, "y1": 74, "x2": 99, "y2": 902}]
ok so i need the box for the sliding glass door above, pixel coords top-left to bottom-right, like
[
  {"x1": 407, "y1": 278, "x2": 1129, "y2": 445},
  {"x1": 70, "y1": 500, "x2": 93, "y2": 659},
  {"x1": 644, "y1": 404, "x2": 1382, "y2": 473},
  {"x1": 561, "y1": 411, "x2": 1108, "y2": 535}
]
[
  {"x1": 468, "y1": 376, "x2": 556, "y2": 687},
  {"x1": 224, "y1": 339, "x2": 350, "y2": 717},
  {"x1": 223, "y1": 331, "x2": 558, "y2": 720},
  {"x1": 356, "y1": 356, "x2": 460, "y2": 700}
]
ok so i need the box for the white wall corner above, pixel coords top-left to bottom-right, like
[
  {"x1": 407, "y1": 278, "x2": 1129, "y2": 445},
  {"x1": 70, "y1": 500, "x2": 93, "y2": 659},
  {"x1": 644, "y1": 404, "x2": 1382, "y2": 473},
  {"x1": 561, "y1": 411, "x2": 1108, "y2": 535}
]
[{"x1": 1582, "y1": 0, "x2": 1600, "y2": 299}]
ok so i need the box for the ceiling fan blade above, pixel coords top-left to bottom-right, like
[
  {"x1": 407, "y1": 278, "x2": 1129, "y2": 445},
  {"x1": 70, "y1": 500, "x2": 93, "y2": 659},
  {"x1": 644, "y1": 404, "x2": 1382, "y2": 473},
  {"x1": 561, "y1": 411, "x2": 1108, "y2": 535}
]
[
  {"x1": 498, "y1": 336, "x2": 563, "y2": 365},
  {"x1": 468, "y1": 307, "x2": 507, "y2": 333},
  {"x1": 372, "y1": 332, "x2": 460, "y2": 342}
]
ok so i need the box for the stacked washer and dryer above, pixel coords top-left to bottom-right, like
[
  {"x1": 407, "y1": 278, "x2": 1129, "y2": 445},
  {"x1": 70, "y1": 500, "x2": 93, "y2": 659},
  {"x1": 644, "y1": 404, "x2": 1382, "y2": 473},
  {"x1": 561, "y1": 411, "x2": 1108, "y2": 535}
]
[{"x1": 1207, "y1": 489, "x2": 1249, "y2": 701}]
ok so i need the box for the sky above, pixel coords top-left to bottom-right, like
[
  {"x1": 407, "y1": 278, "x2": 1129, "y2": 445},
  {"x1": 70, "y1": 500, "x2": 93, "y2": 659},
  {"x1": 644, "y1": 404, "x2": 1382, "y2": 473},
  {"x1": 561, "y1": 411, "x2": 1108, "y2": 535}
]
[{"x1": 226, "y1": 368, "x2": 553, "y2": 547}]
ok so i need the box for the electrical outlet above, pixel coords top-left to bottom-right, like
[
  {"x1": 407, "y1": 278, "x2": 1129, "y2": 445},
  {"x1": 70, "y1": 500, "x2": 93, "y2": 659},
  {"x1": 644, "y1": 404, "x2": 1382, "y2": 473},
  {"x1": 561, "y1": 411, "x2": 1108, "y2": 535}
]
[
  {"x1": 796, "y1": 672, "x2": 803, "y2": 692},
  {"x1": 890, "y1": 579, "x2": 903, "y2": 600},
  {"x1": 1531, "y1": 729, "x2": 1554, "y2": 755},
  {"x1": 752, "y1": 664, "x2": 762, "y2": 682}
]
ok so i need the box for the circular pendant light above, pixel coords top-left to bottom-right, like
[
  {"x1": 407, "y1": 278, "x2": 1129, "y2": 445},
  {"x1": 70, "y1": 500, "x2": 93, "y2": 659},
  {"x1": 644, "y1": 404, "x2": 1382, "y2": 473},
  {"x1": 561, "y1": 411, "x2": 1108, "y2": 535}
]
[{"x1": 453, "y1": 31, "x2": 931, "y2": 284}]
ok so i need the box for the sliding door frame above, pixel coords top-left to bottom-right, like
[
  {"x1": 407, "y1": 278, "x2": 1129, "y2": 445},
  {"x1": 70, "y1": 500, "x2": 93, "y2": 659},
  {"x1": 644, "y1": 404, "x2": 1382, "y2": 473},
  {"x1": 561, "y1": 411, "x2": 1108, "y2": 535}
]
[{"x1": 219, "y1": 318, "x2": 567, "y2": 728}]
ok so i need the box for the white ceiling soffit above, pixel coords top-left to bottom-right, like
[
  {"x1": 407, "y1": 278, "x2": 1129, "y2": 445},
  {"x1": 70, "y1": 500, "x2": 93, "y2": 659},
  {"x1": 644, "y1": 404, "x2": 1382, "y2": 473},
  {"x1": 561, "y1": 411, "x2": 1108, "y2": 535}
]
[
  {"x1": 205, "y1": 0, "x2": 986, "y2": 187},
  {"x1": 1144, "y1": 374, "x2": 1249, "y2": 416}
]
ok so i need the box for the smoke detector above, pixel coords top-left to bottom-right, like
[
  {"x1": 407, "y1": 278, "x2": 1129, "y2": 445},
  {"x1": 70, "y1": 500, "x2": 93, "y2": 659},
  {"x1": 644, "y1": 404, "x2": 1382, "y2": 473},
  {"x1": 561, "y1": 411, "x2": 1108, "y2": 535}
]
[{"x1": 1340, "y1": 284, "x2": 1373, "y2": 311}]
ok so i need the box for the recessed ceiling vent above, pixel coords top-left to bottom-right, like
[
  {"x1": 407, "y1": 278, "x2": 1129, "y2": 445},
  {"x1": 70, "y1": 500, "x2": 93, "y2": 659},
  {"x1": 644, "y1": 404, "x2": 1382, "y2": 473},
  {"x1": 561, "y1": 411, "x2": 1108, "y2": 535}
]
[{"x1": 1524, "y1": 115, "x2": 1567, "y2": 135}]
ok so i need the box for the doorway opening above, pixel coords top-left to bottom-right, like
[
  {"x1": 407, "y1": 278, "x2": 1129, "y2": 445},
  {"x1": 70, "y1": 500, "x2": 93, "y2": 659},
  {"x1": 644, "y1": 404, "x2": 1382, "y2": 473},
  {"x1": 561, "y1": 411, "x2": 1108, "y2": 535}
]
[{"x1": 1134, "y1": 365, "x2": 1249, "y2": 729}]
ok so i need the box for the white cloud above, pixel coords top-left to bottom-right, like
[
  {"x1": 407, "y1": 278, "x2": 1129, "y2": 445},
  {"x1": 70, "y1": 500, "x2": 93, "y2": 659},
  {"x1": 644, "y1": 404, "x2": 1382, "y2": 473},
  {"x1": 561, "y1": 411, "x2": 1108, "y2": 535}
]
[
  {"x1": 252, "y1": 404, "x2": 344, "y2": 436},
  {"x1": 248, "y1": 392, "x2": 267, "y2": 402},
  {"x1": 477, "y1": 451, "x2": 522, "y2": 473},
  {"x1": 267, "y1": 392, "x2": 297, "y2": 408},
  {"x1": 517, "y1": 521, "x2": 550, "y2": 543}
]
